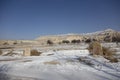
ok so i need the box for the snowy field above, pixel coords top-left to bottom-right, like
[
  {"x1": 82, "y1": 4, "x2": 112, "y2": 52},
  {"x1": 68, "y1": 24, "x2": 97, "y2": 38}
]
[{"x1": 0, "y1": 50, "x2": 120, "y2": 80}]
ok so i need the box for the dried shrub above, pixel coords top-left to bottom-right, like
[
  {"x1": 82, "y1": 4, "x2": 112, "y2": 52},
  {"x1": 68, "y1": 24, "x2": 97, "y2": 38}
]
[
  {"x1": 88, "y1": 42, "x2": 118, "y2": 63},
  {"x1": 71, "y1": 39, "x2": 81, "y2": 44},
  {"x1": 62, "y1": 40, "x2": 70, "y2": 44},
  {"x1": 13, "y1": 42, "x2": 17, "y2": 45},
  {"x1": 85, "y1": 39, "x2": 91, "y2": 43},
  {"x1": 105, "y1": 57, "x2": 118, "y2": 63},
  {"x1": 3, "y1": 42, "x2": 9, "y2": 45},
  {"x1": 47, "y1": 40, "x2": 53, "y2": 45},
  {"x1": 104, "y1": 36, "x2": 111, "y2": 42},
  {"x1": 44, "y1": 61, "x2": 60, "y2": 65},
  {"x1": 3, "y1": 50, "x2": 14, "y2": 56},
  {"x1": 102, "y1": 47, "x2": 113, "y2": 57},
  {"x1": 102, "y1": 47, "x2": 118, "y2": 62},
  {"x1": 30, "y1": 49, "x2": 41, "y2": 56},
  {"x1": 0, "y1": 50, "x2": 2, "y2": 55},
  {"x1": 88, "y1": 41, "x2": 103, "y2": 56},
  {"x1": 112, "y1": 32, "x2": 120, "y2": 42}
]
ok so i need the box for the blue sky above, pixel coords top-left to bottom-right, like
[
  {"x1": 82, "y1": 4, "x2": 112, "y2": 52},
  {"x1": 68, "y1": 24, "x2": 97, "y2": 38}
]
[{"x1": 0, "y1": 0, "x2": 120, "y2": 40}]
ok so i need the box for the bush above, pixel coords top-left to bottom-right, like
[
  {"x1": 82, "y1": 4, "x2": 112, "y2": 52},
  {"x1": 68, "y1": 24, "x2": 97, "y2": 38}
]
[
  {"x1": 105, "y1": 57, "x2": 118, "y2": 63},
  {"x1": 62, "y1": 40, "x2": 70, "y2": 44},
  {"x1": 3, "y1": 42, "x2": 9, "y2": 45},
  {"x1": 13, "y1": 41, "x2": 17, "y2": 45},
  {"x1": 88, "y1": 41, "x2": 103, "y2": 56},
  {"x1": 0, "y1": 50, "x2": 2, "y2": 55},
  {"x1": 102, "y1": 47, "x2": 113, "y2": 57},
  {"x1": 85, "y1": 39, "x2": 91, "y2": 43},
  {"x1": 47, "y1": 40, "x2": 53, "y2": 45},
  {"x1": 104, "y1": 36, "x2": 111, "y2": 42},
  {"x1": 112, "y1": 32, "x2": 120, "y2": 42},
  {"x1": 30, "y1": 49, "x2": 41, "y2": 56},
  {"x1": 88, "y1": 42, "x2": 118, "y2": 63},
  {"x1": 71, "y1": 39, "x2": 81, "y2": 44}
]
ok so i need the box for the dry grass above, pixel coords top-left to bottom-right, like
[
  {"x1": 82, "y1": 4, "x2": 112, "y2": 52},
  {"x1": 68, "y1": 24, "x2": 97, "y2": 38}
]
[
  {"x1": 105, "y1": 57, "x2": 118, "y2": 63},
  {"x1": 88, "y1": 41, "x2": 118, "y2": 63},
  {"x1": 0, "y1": 49, "x2": 2, "y2": 55},
  {"x1": 88, "y1": 41, "x2": 103, "y2": 56},
  {"x1": 3, "y1": 50, "x2": 14, "y2": 56},
  {"x1": 44, "y1": 61, "x2": 60, "y2": 65},
  {"x1": 102, "y1": 47, "x2": 114, "y2": 57},
  {"x1": 30, "y1": 49, "x2": 42, "y2": 56},
  {"x1": 102, "y1": 47, "x2": 118, "y2": 63},
  {"x1": 3, "y1": 42, "x2": 9, "y2": 45}
]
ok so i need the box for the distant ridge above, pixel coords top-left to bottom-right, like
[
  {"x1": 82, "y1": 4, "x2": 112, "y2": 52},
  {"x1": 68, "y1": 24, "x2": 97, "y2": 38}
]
[
  {"x1": 36, "y1": 28, "x2": 120, "y2": 43},
  {"x1": 0, "y1": 29, "x2": 119, "y2": 45}
]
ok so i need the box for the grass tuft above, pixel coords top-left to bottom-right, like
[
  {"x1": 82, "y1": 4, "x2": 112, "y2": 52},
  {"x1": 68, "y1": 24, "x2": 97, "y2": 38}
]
[
  {"x1": 0, "y1": 49, "x2": 2, "y2": 55},
  {"x1": 88, "y1": 41, "x2": 118, "y2": 63},
  {"x1": 30, "y1": 49, "x2": 42, "y2": 56}
]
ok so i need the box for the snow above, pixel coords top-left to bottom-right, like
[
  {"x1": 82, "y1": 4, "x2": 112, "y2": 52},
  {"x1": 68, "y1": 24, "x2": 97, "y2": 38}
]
[{"x1": 0, "y1": 50, "x2": 120, "y2": 80}]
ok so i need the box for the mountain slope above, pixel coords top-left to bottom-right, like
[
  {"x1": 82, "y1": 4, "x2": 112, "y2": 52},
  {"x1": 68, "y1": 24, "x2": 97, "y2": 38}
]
[{"x1": 36, "y1": 29, "x2": 120, "y2": 43}]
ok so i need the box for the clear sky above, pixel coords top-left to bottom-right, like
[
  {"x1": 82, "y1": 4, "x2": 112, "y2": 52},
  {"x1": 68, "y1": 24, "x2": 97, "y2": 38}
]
[{"x1": 0, "y1": 0, "x2": 120, "y2": 40}]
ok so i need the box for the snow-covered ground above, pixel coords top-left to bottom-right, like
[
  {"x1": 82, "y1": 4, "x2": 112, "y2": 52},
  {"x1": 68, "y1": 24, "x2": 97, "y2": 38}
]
[{"x1": 0, "y1": 50, "x2": 120, "y2": 80}]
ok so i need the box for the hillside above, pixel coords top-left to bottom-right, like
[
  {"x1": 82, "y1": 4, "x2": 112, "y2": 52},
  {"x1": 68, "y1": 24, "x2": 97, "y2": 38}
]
[
  {"x1": 36, "y1": 29, "x2": 120, "y2": 44},
  {"x1": 0, "y1": 29, "x2": 120, "y2": 45}
]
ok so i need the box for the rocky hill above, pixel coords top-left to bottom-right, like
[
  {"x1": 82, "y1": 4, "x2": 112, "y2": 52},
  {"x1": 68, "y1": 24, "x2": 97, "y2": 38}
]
[
  {"x1": 36, "y1": 29, "x2": 120, "y2": 44},
  {"x1": 0, "y1": 29, "x2": 120, "y2": 45}
]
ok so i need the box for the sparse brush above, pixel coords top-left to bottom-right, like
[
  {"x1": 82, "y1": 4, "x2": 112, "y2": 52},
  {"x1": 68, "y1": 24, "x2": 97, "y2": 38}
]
[
  {"x1": 3, "y1": 42, "x2": 9, "y2": 45},
  {"x1": 13, "y1": 42, "x2": 17, "y2": 45},
  {"x1": 0, "y1": 49, "x2": 2, "y2": 55},
  {"x1": 30, "y1": 49, "x2": 41, "y2": 56},
  {"x1": 44, "y1": 61, "x2": 60, "y2": 65},
  {"x1": 88, "y1": 41, "x2": 103, "y2": 56},
  {"x1": 105, "y1": 57, "x2": 118, "y2": 63},
  {"x1": 3, "y1": 50, "x2": 13, "y2": 56},
  {"x1": 88, "y1": 41, "x2": 118, "y2": 63},
  {"x1": 102, "y1": 47, "x2": 114, "y2": 57}
]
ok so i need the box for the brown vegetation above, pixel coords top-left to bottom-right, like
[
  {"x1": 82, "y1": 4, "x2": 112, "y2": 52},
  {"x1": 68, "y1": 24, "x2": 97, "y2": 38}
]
[
  {"x1": 13, "y1": 41, "x2": 17, "y2": 45},
  {"x1": 112, "y1": 32, "x2": 120, "y2": 42},
  {"x1": 3, "y1": 42, "x2": 9, "y2": 45},
  {"x1": 62, "y1": 40, "x2": 70, "y2": 44},
  {"x1": 85, "y1": 39, "x2": 91, "y2": 43},
  {"x1": 47, "y1": 40, "x2": 53, "y2": 45},
  {"x1": 30, "y1": 49, "x2": 42, "y2": 56},
  {"x1": 88, "y1": 41, "x2": 103, "y2": 56},
  {"x1": 0, "y1": 49, "x2": 2, "y2": 55},
  {"x1": 88, "y1": 41, "x2": 118, "y2": 63},
  {"x1": 44, "y1": 61, "x2": 60, "y2": 65},
  {"x1": 102, "y1": 47, "x2": 113, "y2": 57},
  {"x1": 71, "y1": 39, "x2": 81, "y2": 44}
]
